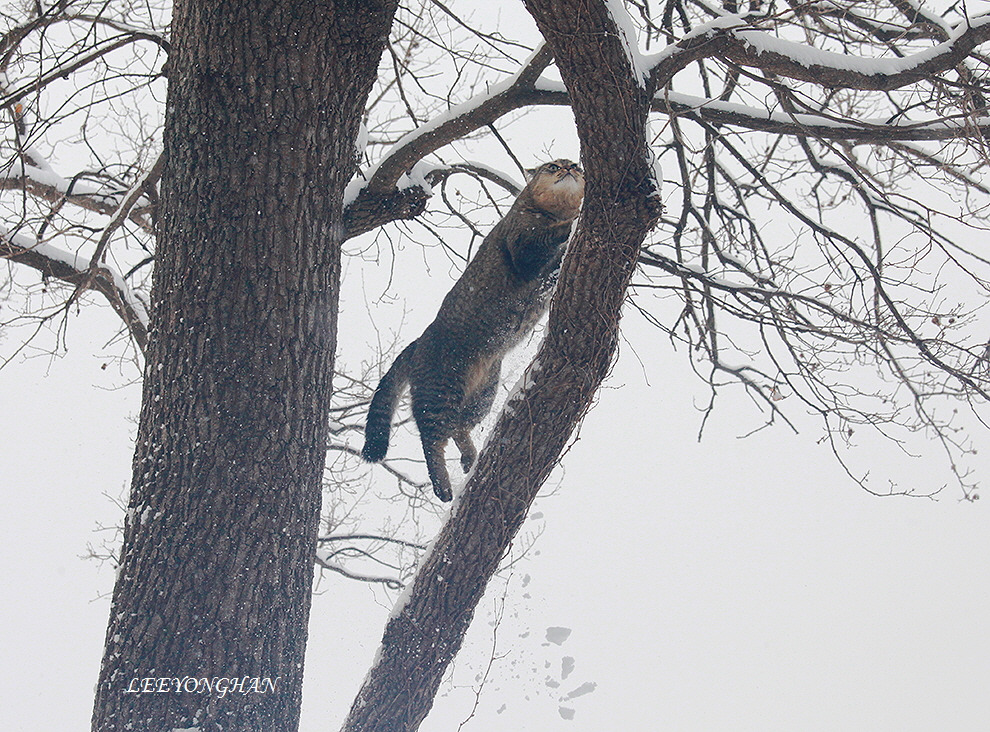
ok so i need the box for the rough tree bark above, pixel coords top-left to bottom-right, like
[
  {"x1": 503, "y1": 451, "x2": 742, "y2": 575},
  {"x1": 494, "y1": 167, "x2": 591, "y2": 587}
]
[
  {"x1": 91, "y1": 2, "x2": 397, "y2": 731},
  {"x1": 341, "y1": 2, "x2": 663, "y2": 730}
]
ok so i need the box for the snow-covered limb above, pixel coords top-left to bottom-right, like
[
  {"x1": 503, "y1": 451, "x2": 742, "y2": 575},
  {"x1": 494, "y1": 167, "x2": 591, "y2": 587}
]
[
  {"x1": 423, "y1": 161, "x2": 523, "y2": 196},
  {"x1": 650, "y1": 11, "x2": 990, "y2": 92},
  {"x1": 645, "y1": 10, "x2": 762, "y2": 88},
  {"x1": 347, "y1": 44, "x2": 553, "y2": 200},
  {"x1": 882, "y1": 0, "x2": 954, "y2": 39},
  {"x1": 1, "y1": 162, "x2": 113, "y2": 202},
  {"x1": 604, "y1": 0, "x2": 650, "y2": 89},
  {"x1": 340, "y1": 45, "x2": 554, "y2": 237},
  {"x1": 528, "y1": 79, "x2": 990, "y2": 144},
  {"x1": 342, "y1": 162, "x2": 524, "y2": 239},
  {"x1": 0, "y1": 168, "x2": 156, "y2": 236},
  {"x1": 0, "y1": 227, "x2": 149, "y2": 350}
]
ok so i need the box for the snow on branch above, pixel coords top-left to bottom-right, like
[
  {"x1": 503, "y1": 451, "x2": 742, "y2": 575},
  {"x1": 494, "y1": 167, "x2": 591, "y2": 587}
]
[
  {"x1": 604, "y1": 0, "x2": 650, "y2": 88},
  {"x1": 0, "y1": 167, "x2": 156, "y2": 235},
  {"x1": 0, "y1": 226, "x2": 149, "y2": 350},
  {"x1": 648, "y1": 11, "x2": 990, "y2": 92},
  {"x1": 361, "y1": 43, "x2": 553, "y2": 194},
  {"x1": 341, "y1": 45, "x2": 553, "y2": 237},
  {"x1": 340, "y1": 9, "x2": 990, "y2": 239}
]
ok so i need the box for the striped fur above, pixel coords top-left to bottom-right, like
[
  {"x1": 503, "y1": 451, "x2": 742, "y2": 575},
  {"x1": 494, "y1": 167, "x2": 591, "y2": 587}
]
[
  {"x1": 361, "y1": 341, "x2": 417, "y2": 463},
  {"x1": 362, "y1": 160, "x2": 584, "y2": 501}
]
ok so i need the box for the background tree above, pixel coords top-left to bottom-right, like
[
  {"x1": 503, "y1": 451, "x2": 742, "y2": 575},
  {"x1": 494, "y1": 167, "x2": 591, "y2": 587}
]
[{"x1": 3, "y1": 1, "x2": 990, "y2": 731}]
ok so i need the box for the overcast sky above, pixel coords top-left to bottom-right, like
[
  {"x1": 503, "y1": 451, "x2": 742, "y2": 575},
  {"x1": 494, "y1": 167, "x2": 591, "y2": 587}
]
[
  {"x1": 3, "y1": 2, "x2": 990, "y2": 730},
  {"x1": 5, "y1": 237, "x2": 988, "y2": 731}
]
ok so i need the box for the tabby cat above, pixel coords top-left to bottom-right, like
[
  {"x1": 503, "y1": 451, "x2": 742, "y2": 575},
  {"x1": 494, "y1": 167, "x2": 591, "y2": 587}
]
[{"x1": 362, "y1": 159, "x2": 585, "y2": 501}]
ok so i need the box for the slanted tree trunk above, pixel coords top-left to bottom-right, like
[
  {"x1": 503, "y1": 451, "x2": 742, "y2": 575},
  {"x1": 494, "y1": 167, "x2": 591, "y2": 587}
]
[
  {"x1": 341, "y1": 3, "x2": 662, "y2": 731},
  {"x1": 91, "y1": 2, "x2": 397, "y2": 731}
]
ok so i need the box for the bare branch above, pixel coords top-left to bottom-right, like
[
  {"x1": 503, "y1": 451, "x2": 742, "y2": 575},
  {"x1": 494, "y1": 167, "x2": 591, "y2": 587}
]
[
  {"x1": 655, "y1": 90, "x2": 990, "y2": 142},
  {"x1": 1, "y1": 229, "x2": 148, "y2": 350}
]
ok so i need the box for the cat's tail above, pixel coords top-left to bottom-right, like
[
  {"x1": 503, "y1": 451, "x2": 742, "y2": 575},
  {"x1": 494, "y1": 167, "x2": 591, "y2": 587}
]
[{"x1": 362, "y1": 341, "x2": 417, "y2": 463}]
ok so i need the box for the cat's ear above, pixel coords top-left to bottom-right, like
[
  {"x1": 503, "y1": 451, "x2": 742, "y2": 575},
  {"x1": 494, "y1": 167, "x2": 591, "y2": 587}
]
[{"x1": 523, "y1": 166, "x2": 539, "y2": 182}]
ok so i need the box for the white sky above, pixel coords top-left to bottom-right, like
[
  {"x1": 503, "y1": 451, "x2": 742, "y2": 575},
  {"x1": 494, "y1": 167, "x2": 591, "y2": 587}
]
[
  {"x1": 4, "y1": 293, "x2": 988, "y2": 731},
  {"x1": 3, "y1": 2, "x2": 990, "y2": 730}
]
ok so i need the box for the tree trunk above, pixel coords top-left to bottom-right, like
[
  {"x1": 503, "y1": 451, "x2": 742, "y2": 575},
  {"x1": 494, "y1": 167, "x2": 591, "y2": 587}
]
[
  {"x1": 341, "y1": 3, "x2": 662, "y2": 730},
  {"x1": 91, "y1": 3, "x2": 397, "y2": 731}
]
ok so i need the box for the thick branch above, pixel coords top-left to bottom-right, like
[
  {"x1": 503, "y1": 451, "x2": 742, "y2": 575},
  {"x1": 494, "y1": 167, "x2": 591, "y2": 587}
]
[
  {"x1": 342, "y1": 162, "x2": 523, "y2": 239},
  {"x1": 646, "y1": 12, "x2": 990, "y2": 92},
  {"x1": 691, "y1": 14, "x2": 990, "y2": 92},
  {"x1": 342, "y1": 185, "x2": 430, "y2": 239},
  {"x1": 341, "y1": 2, "x2": 662, "y2": 729},
  {"x1": 357, "y1": 44, "x2": 553, "y2": 195},
  {"x1": 338, "y1": 46, "x2": 553, "y2": 237}
]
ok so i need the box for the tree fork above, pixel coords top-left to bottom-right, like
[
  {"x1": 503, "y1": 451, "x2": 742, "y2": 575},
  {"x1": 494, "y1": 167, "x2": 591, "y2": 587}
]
[
  {"x1": 91, "y1": 2, "x2": 398, "y2": 731},
  {"x1": 341, "y1": 2, "x2": 662, "y2": 730}
]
